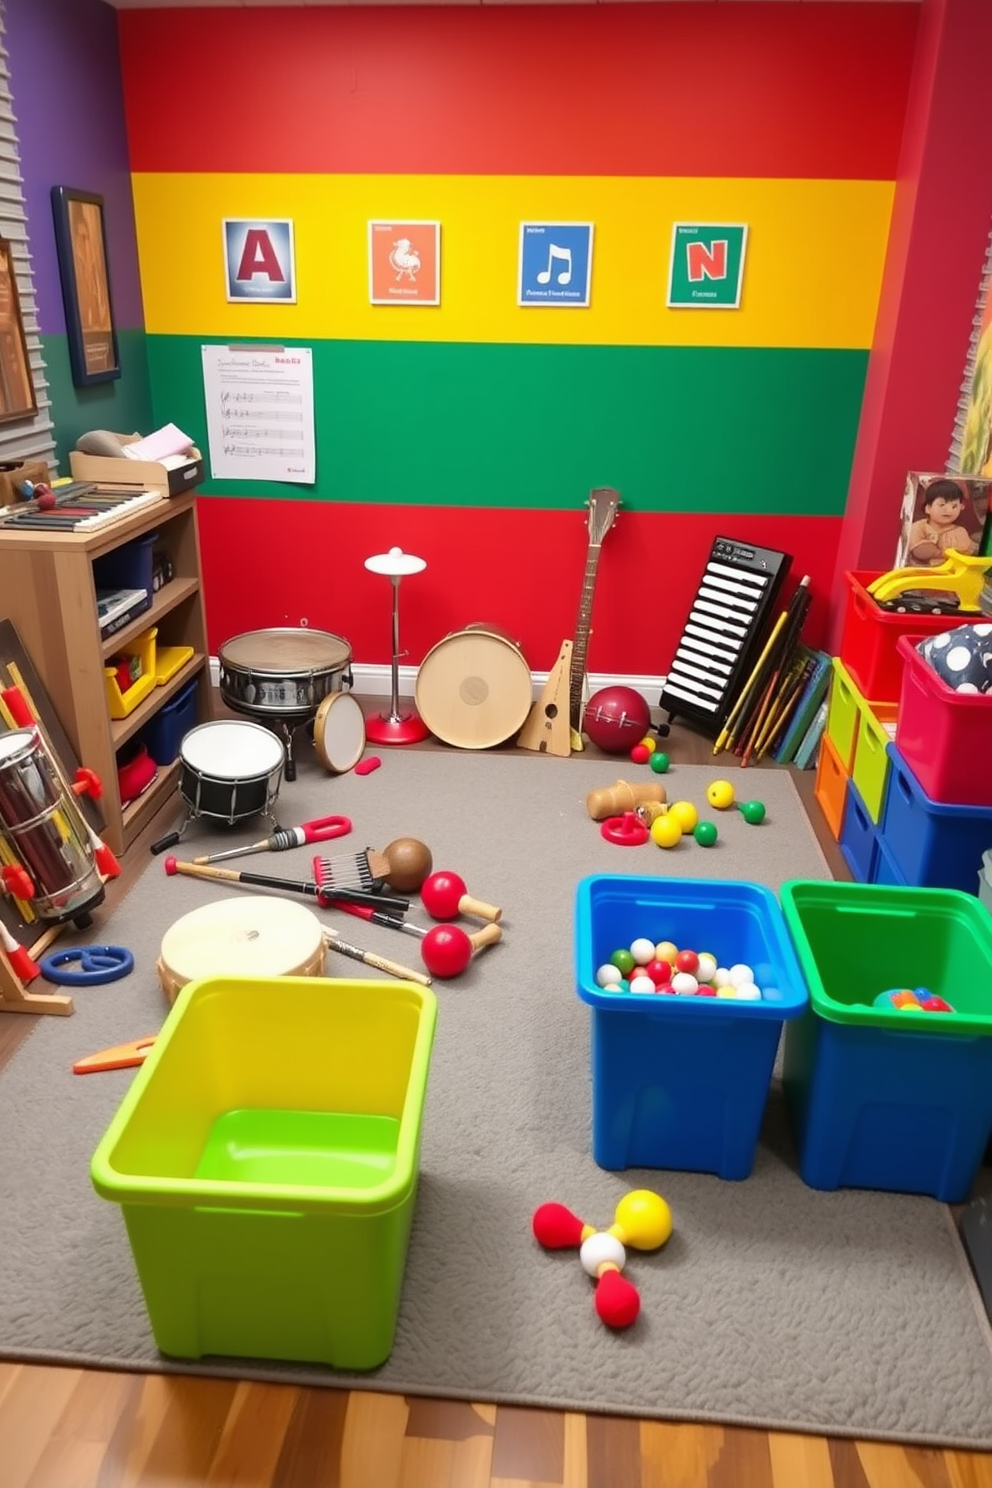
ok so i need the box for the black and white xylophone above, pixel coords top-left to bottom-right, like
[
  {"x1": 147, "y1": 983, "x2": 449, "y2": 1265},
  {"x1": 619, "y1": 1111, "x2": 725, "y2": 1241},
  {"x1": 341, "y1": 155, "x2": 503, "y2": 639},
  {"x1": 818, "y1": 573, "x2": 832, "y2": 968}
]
[
  {"x1": 0, "y1": 482, "x2": 163, "y2": 533},
  {"x1": 659, "y1": 536, "x2": 791, "y2": 733}
]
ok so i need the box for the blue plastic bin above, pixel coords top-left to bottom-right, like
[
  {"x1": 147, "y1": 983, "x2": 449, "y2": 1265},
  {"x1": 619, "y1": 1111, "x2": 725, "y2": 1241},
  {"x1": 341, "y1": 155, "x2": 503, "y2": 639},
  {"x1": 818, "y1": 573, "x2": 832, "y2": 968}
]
[
  {"x1": 142, "y1": 679, "x2": 199, "y2": 765},
  {"x1": 871, "y1": 831, "x2": 907, "y2": 887},
  {"x1": 781, "y1": 880, "x2": 992, "y2": 1201},
  {"x1": 93, "y1": 532, "x2": 158, "y2": 596},
  {"x1": 839, "y1": 780, "x2": 877, "y2": 885},
  {"x1": 574, "y1": 876, "x2": 809, "y2": 1180},
  {"x1": 879, "y1": 744, "x2": 992, "y2": 893}
]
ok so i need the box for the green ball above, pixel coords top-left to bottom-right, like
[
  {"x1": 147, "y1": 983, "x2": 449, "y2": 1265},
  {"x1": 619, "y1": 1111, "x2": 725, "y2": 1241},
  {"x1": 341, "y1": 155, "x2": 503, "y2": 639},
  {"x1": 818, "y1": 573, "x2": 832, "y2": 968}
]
[
  {"x1": 739, "y1": 800, "x2": 766, "y2": 825},
  {"x1": 649, "y1": 751, "x2": 671, "y2": 774},
  {"x1": 693, "y1": 821, "x2": 718, "y2": 847},
  {"x1": 610, "y1": 948, "x2": 636, "y2": 976}
]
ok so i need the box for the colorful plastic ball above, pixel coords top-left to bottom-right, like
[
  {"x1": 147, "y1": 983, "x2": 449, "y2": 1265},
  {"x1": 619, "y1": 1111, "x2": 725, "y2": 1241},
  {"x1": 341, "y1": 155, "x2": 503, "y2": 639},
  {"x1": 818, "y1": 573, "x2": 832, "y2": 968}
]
[
  {"x1": 639, "y1": 737, "x2": 657, "y2": 755},
  {"x1": 629, "y1": 937, "x2": 656, "y2": 965},
  {"x1": 579, "y1": 1232, "x2": 626, "y2": 1277},
  {"x1": 650, "y1": 814, "x2": 683, "y2": 849},
  {"x1": 596, "y1": 963, "x2": 623, "y2": 988},
  {"x1": 582, "y1": 686, "x2": 653, "y2": 754},
  {"x1": 675, "y1": 949, "x2": 699, "y2": 974},
  {"x1": 712, "y1": 966, "x2": 732, "y2": 988},
  {"x1": 668, "y1": 800, "x2": 698, "y2": 832},
  {"x1": 734, "y1": 982, "x2": 762, "y2": 1001},
  {"x1": 630, "y1": 974, "x2": 656, "y2": 995},
  {"x1": 645, "y1": 958, "x2": 672, "y2": 985},
  {"x1": 612, "y1": 1190, "x2": 673, "y2": 1251},
  {"x1": 919, "y1": 624, "x2": 992, "y2": 694},
  {"x1": 630, "y1": 744, "x2": 651, "y2": 765},
  {"x1": 671, "y1": 971, "x2": 699, "y2": 995},
  {"x1": 610, "y1": 948, "x2": 636, "y2": 976},
  {"x1": 693, "y1": 821, "x2": 718, "y2": 847},
  {"x1": 655, "y1": 940, "x2": 678, "y2": 964},
  {"x1": 696, "y1": 952, "x2": 718, "y2": 983},
  {"x1": 706, "y1": 780, "x2": 736, "y2": 810},
  {"x1": 649, "y1": 751, "x2": 671, "y2": 774},
  {"x1": 728, "y1": 962, "x2": 755, "y2": 987},
  {"x1": 738, "y1": 800, "x2": 766, "y2": 825}
]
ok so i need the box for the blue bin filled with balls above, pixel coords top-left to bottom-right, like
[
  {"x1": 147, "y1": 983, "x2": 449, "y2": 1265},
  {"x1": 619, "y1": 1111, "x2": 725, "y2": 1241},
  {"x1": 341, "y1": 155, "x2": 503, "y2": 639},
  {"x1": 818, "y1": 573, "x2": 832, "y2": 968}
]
[{"x1": 574, "y1": 876, "x2": 809, "y2": 1180}]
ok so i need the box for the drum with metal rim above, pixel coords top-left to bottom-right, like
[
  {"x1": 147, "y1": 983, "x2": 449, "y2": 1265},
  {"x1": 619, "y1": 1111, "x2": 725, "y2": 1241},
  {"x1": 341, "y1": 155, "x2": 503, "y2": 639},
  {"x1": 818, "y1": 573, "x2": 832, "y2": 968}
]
[
  {"x1": 415, "y1": 624, "x2": 533, "y2": 749},
  {"x1": 218, "y1": 627, "x2": 353, "y2": 722},
  {"x1": 157, "y1": 895, "x2": 326, "y2": 1004},
  {"x1": 312, "y1": 691, "x2": 366, "y2": 775},
  {"x1": 178, "y1": 720, "x2": 284, "y2": 825}
]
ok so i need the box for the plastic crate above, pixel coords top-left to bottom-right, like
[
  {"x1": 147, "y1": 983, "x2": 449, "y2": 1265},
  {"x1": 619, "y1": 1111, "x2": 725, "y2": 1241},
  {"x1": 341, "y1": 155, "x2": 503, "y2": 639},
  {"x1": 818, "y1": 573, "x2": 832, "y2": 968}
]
[
  {"x1": 824, "y1": 658, "x2": 864, "y2": 772},
  {"x1": 813, "y1": 730, "x2": 848, "y2": 841},
  {"x1": 837, "y1": 571, "x2": 963, "y2": 703},
  {"x1": 894, "y1": 633, "x2": 992, "y2": 806},
  {"x1": 879, "y1": 743, "x2": 992, "y2": 893},
  {"x1": 90, "y1": 975, "x2": 438, "y2": 1370},
  {"x1": 104, "y1": 626, "x2": 157, "y2": 719},
  {"x1": 851, "y1": 698, "x2": 898, "y2": 824},
  {"x1": 839, "y1": 781, "x2": 877, "y2": 884},
  {"x1": 141, "y1": 677, "x2": 199, "y2": 765},
  {"x1": 574, "y1": 875, "x2": 808, "y2": 1180},
  {"x1": 871, "y1": 830, "x2": 907, "y2": 887},
  {"x1": 93, "y1": 532, "x2": 158, "y2": 597},
  {"x1": 780, "y1": 880, "x2": 992, "y2": 1200}
]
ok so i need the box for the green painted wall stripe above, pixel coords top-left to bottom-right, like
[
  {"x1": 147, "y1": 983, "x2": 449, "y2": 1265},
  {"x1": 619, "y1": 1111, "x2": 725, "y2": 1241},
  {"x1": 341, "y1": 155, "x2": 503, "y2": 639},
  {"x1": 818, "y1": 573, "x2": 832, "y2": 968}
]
[
  {"x1": 147, "y1": 337, "x2": 866, "y2": 517},
  {"x1": 44, "y1": 329, "x2": 153, "y2": 476}
]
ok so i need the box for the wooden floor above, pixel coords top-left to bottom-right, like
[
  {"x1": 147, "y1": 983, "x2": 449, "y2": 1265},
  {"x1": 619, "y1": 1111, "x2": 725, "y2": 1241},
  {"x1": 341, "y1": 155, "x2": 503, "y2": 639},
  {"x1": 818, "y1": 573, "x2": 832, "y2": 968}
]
[{"x1": 2, "y1": 704, "x2": 991, "y2": 1488}]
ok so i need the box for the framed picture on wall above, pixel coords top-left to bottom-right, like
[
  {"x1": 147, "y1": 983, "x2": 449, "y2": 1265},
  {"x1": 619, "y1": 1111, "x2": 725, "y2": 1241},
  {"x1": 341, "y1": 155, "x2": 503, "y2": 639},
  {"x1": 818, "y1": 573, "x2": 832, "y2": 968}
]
[
  {"x1": 51, "y1": 186, "x2": 121, "y2": 386},
  {"x1": 0, "y1": 238, "x2": 37, "y2": 423},
  {"x1": 368, "y1": 221, "x2": 440, "y2": 306}
]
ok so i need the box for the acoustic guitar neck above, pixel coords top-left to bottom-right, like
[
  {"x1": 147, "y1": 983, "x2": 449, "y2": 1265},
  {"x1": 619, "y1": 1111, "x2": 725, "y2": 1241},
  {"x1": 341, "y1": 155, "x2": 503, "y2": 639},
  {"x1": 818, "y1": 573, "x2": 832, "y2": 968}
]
[{"x1": 569, "y1": 487, "x2": 620, "y2": 740}]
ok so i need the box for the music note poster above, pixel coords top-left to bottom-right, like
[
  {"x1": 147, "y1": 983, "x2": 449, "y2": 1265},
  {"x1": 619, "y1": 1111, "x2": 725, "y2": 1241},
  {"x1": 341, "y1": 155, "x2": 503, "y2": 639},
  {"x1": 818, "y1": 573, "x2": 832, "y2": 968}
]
[
  {"x1": 201, "y1": 344, "x2": 316, "y2": 484},
  {"x1": 518, "y1": 222, "x2": 593, "y2": 307}
]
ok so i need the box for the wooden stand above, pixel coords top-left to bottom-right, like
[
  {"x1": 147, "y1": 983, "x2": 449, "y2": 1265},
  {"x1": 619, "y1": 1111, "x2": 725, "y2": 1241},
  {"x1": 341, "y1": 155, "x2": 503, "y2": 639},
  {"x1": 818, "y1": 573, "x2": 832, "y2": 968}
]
[
  {"x1": 0, "y1": 942, "x2": 73, "y2": 1015},
  {"x1": 518, "y1": 640, "x2": 573, "y2": 757}
]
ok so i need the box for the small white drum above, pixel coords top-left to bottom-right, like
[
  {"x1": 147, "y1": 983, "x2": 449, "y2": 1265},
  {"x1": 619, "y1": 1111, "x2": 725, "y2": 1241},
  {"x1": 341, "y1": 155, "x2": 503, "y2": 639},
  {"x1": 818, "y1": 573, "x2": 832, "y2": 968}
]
[
  {"x1": 0, "y1": 727, "x2": 105, "y2": 924},
  {"x1": 312, "y1": 691, "x2": 366, "y2": 775},
  {"x1": 179, "y1": 720, "x2": 285, "y2": 826},
  {"x1": 415, "y1": 624, "x2": 533, "y2": 749},
  {"x1": 157, "y1": 895, "x2": 326, "y2": 1004}
]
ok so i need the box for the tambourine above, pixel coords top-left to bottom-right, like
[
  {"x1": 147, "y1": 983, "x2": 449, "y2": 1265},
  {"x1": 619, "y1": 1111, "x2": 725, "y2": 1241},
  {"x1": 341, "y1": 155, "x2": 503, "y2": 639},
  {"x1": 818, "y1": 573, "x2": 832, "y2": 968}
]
[{"x1": 313, "y1": 691, "x2": 366, "y2": 775}]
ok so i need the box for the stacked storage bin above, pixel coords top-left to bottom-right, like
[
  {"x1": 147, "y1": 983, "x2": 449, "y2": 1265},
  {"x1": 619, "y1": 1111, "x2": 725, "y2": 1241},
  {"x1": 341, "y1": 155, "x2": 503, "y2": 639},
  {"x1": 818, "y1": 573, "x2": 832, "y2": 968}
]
[
  {"x1": 874, "y1": 633, "x2": 992, "y2": 894},
  {"x1": 826, "y1": 572, "x2": 964, "y2": 882}
]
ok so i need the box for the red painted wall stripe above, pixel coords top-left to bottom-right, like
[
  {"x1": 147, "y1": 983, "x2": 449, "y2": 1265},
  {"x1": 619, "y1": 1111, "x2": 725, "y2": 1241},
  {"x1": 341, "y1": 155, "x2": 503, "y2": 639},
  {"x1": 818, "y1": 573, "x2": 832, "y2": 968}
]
[
  {"x1": 196, "y1": 499, "x2": 840, "y2": 680},
  {"x1": 119, "y1": 6, "x2": 917, "y2": 180}
]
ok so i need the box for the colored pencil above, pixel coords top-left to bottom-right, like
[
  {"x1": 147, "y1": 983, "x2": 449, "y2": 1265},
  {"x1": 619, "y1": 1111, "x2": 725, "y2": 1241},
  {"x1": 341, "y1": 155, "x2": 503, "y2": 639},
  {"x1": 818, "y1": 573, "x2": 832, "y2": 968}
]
[{"x1": 712, "y1": 607, "x2": 790, "y2": 755}]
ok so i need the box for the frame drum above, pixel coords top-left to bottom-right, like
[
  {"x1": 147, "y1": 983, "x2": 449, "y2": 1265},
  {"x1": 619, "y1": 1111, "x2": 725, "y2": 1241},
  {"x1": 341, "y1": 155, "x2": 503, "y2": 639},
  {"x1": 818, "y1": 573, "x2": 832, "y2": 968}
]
[
  {"x1": 415, "y1": 624, "x2": 533, "y2": 749},
  {"x1": 218, "y1": 628, "x2": 353, "y2": 720},
  {"x1": 179, "y1": 720, "x2": 285, "y2": 825},
  {"x1": 313, "y1": 691, "x2": 366, "y2": 774},
  {"x1": 157, "y1": 895, "x2": 326, "y2": 1004}
]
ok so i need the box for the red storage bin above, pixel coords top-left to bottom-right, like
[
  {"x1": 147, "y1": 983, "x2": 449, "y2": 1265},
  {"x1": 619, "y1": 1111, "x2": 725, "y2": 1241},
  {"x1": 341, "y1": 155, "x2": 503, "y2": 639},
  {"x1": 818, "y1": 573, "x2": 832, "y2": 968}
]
[
  {"x1": 838, "y1": 572, "x2": 963, "y2": 703},
  {"x1": 894, "y1": 634, "x2": 992, "y2": 806}
]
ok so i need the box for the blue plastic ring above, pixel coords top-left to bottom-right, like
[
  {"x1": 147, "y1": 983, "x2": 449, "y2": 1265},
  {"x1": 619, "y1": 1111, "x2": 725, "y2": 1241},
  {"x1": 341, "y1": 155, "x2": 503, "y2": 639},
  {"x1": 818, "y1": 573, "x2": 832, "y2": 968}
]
[{"x1": 40, "y1": 945, "x2": 135, "y2": 986}]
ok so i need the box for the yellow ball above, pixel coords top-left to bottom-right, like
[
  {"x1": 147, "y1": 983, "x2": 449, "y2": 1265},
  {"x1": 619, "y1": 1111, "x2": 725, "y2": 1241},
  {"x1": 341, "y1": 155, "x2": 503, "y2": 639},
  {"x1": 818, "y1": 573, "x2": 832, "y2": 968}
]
[
  {"x1": 612, "y1": 1190, "x2": 673, "y2": 1251},
  {"x1": 668, "y1": 799, "x2": 698, "y2": 832},
  {"x1": 638, "y1": 736, "x2": 657, "y2": 754},
  {"x1": 650, "y1": 814, "x2": 683, "y2": 849},
  {"x1": 655, "y1": 939, "x2": 678, "y2": 963},
  {"x1": 707, "y1": 779, "x2": 736, "y2": 810}
]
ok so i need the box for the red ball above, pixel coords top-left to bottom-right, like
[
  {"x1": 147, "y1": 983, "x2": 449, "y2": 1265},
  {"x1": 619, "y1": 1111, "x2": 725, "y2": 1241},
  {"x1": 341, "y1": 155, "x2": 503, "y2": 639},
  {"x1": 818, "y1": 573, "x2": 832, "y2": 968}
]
[
  {"x1": 645, "y1": 958, "x2": 672, "y2": 986},
  {"x1": 421, "y1": 924, "x2": 472, "y2": 979},
  {"x1": 582, "y1": 687, "x2": 653, "y2": 754},
  {"x1": 675, "y1": 949, "x2": 699, "y2": 975},
  {"x1": 630, "y1": 744, "x2": 651, "y2": 765}
]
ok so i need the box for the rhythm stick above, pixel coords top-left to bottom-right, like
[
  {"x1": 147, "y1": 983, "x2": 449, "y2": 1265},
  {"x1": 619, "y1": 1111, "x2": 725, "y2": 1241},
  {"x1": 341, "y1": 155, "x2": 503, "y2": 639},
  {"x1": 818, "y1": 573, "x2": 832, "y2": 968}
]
[
  {"x1": 739, "y1": 577, "x2": 812, "y2": 767},
  {"x1": 163, "y1": 857, "x2": 410, "y2": 914},
  {"x1": 322, "y1": 927, "x2": 432, "y2": 988},
  {"x1": 712, "y1": 607, "x2": 789, "y2": 756}
]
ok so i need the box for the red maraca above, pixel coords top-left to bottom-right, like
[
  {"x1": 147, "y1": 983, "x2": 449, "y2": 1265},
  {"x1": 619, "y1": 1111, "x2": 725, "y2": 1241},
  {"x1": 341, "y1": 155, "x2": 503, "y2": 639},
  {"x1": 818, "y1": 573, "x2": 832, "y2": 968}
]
[
  {"x1": 421, "y1": 922, "x2": 502, "y2": 979},
  {"x1": 421, "y1": 870, "x2": 502, "y2": 924}
]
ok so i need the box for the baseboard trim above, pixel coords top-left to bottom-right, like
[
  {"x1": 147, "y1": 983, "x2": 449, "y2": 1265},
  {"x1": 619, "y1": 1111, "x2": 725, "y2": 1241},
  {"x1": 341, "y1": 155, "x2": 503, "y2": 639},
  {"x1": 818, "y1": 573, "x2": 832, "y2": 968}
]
[{"x1": 209, "y1": 657, "x2": 666, "y2": 702}]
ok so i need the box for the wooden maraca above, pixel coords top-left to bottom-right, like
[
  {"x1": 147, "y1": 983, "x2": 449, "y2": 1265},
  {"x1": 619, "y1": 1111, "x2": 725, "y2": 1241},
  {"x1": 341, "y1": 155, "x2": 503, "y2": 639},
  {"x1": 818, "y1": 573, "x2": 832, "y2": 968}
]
[
  {"x1": 421, "y1": 870, "x2": 502, "y2": 924},
  {"x1": 421, "y1": 922, "x2": 502, "y2": 979},
  {"x1": 586, "y1": 780, "x2": 666, "y2": 822}
]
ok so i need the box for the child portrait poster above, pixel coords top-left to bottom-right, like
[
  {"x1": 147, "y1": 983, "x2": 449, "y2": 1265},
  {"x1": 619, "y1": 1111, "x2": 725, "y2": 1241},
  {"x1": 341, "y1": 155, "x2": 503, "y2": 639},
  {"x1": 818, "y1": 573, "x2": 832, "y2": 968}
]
[{"x1": 894, "y1": 471, "x2": 992, "y2": 570}]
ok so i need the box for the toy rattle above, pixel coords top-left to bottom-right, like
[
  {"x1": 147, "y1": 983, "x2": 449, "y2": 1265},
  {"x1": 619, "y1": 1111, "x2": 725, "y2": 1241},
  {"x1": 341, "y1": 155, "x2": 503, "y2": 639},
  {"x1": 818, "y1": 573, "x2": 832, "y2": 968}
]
[
  {"x1": 532, "y1": 1189, "x2": 673, "y2": 1329},
  {"x1": 420, "y1": 870, "x2": 502, "y2": 924}
]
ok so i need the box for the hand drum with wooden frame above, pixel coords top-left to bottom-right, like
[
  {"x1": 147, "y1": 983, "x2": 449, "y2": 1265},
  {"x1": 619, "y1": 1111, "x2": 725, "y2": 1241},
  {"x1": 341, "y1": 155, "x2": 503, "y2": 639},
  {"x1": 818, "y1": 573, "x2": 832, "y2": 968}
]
[{"x1": 415, "y1": 624, "x2": 532, "y2": 749}]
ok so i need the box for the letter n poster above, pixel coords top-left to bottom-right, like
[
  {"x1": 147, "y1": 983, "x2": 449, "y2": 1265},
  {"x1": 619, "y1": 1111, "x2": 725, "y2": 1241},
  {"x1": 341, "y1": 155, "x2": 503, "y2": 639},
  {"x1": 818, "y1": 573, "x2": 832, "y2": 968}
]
[{"x1": 369, "y1": 222, "x2": 441, "y2": 306}]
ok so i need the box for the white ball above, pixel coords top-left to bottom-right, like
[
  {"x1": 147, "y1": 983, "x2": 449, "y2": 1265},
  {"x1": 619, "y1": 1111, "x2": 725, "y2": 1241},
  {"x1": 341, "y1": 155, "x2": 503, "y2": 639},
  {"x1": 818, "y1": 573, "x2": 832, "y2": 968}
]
[
  {"x1": 629, "y1": 974, "x2": 656, "y2": 995},
  {"x1": 733, "y1": 982, "x2": 762, "y2": 1001},
  {"x1": 712, "y1": 966, "x2": 732, "y2": 987},
  {"x1": 596, "y1": 963, "x2": 623, "y2": 988},
  {"x1": 579, "y1": 1232, "x2": 626, "y2": 1277},
  {"x1": 629, "y1": 937, "x2": 656, "y2": 965},
  {"x1": 728, "y1": 963, "x2": 754, "y2": 987},
  {"x1": 697, "y1": 953, "x2": 718, "y2": 983},
  {"x1": 671, "y1": 971, "x2": 699, "y2": 995}
]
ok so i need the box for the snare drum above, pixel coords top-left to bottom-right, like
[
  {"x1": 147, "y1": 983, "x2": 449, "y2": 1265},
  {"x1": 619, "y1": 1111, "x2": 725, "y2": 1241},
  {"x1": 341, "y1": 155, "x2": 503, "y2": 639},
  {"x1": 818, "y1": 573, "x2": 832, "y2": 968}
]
[
  {"x1": 157, "y1": 895, "x2": 326, "y2": 1004},
  {"x1": 179, "y1": 720, "x2": 285, "y2": 825},
  {"x1": 0, "y1": 727, "x2": 105, "y2": 923},
  {"x1": 219, "y1": 628, "x2": 353, "y2": 721},
  {"x1": 312, "y1": 691, "x2": 366, "y2": 775},
  {"x1": 415, "y1": 624, "x2": 533, "y2": 749}
]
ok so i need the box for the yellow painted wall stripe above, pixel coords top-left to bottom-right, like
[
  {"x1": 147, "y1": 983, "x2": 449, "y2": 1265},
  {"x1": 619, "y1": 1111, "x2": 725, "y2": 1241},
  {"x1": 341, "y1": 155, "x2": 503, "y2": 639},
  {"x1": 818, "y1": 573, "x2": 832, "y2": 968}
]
[{"x1": 134, "y1": 173, "x2": 892, "y2": 349}]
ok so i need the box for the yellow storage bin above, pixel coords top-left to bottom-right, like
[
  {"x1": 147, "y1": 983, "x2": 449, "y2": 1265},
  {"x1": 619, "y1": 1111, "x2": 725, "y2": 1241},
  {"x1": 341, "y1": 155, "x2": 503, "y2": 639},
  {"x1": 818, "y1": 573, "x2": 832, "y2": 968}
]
[
  {"x1": 824, "y1": 658, "x2": 864, "y2": 773},
  {"x1": 851, "y1": 699, "x2": 898, "y2": 825},
  {"x1": 154, "y1": 644, "x2": 195, "y2": 685},
  {"x1": 105, "y1": 626, "x2": 158, "y2": 719}
]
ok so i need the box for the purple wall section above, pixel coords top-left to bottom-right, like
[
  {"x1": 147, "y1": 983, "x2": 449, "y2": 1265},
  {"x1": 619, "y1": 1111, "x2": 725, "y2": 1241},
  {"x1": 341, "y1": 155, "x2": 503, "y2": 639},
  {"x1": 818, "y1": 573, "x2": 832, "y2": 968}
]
[{"x1": 4, "y1": 0, "x2": 144, "y2": 332}]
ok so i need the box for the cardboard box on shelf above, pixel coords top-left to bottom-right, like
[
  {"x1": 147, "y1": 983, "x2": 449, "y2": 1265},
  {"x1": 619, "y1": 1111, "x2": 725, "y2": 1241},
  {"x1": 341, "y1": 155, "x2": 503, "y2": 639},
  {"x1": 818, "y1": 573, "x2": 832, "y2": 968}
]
[{"x1": 69, "y1": 434, "x2": 203, "y2": 499}]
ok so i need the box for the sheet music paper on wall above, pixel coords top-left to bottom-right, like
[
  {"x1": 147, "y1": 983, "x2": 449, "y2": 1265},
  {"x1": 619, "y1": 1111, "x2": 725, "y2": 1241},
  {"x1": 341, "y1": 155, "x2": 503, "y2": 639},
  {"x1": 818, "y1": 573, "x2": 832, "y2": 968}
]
[{"x1": 201, "y1": 344, "x2": 315, "y2": 483}]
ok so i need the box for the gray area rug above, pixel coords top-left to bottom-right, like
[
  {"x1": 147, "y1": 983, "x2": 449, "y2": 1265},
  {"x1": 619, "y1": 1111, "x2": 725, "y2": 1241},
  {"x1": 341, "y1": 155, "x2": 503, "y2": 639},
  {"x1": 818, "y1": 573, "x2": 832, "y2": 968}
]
[{"x1": 2, "y1": 748, "x2": 992, "y2": 1448}]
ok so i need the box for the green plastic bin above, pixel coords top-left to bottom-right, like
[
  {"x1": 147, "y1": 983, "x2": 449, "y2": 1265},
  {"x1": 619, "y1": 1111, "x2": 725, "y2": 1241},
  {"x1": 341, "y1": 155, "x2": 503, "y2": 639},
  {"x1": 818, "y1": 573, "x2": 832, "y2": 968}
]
[{"x1": 91, "y1": 974, "x2": 438, "y2": 1369}]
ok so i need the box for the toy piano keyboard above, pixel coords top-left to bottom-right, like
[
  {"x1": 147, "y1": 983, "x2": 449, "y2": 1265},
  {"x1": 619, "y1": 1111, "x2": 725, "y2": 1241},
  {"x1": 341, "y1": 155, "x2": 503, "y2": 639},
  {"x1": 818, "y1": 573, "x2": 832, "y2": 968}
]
[
  {"x1": 659, "y1": 536, "x2": 791, "y2": 734},
  {"x1": 0, "y1": 482, "x2": 163, "y2": 533}
]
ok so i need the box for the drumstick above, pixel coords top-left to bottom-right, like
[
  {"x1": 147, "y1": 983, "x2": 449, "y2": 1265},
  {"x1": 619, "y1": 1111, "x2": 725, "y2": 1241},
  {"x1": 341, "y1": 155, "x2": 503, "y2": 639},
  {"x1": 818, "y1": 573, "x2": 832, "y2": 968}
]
[
  {"x1": 163, "y1": 857, "x2": 410, "y2": 915},
  {"x1": 322, "y1": 926, "x2": 432, "y2": 988},
  {"x1": 191, "y1": 815, "x2": 353, "y2": 866}
]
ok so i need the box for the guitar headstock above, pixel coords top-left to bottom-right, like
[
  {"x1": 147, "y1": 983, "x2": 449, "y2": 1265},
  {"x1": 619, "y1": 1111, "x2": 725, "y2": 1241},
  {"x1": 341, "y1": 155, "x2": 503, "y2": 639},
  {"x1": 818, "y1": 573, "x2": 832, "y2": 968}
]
[{"x1": 586, "y1": 487, "x2": 621, "y2": 546}]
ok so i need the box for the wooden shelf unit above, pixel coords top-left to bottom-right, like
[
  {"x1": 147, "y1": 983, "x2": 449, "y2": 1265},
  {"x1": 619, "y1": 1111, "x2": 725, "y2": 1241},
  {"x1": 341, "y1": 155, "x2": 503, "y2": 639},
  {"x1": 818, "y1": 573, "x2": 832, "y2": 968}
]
[{"x1": 0, "y1": 490, "x2": 210, "y2": 855}]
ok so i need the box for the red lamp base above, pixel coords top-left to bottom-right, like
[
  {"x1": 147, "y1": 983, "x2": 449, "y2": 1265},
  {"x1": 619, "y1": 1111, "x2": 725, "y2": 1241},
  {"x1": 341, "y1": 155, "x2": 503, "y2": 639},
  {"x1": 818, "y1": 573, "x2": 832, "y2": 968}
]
[{"x1": 364, "y1": 711, "x2": 431, "y2": 746}]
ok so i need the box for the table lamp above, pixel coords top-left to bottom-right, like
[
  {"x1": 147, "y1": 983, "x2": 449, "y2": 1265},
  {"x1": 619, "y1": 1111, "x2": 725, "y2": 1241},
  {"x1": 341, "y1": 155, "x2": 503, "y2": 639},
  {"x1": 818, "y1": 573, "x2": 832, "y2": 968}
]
[{"x1": 363, "y1": 546, "x2": 430, "y2": 745}]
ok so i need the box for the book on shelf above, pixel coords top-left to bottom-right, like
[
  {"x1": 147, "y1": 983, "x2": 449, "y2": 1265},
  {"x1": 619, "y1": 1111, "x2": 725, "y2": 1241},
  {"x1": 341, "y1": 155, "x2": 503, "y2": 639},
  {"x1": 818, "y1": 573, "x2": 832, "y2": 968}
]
[
  {"x1": 97, "y1": 586, "x2": 151, "y2": 637},
  {"x1": 794, "y1": 696, "x2": 829, "y2": 770},
  {"x1": 771, "y1": 646, "x2": 833, "y2": 765}
]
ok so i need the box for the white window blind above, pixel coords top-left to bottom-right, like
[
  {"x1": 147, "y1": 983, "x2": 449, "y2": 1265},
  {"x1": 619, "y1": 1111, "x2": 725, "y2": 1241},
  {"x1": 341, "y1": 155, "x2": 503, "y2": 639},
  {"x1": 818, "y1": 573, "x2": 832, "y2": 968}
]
[
  {"x1": 0, "y1": 12, "x2": 56, "y2": 474},
  {"x1": 949, "y1": 226, "x2": 992, "y2": 476}
]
